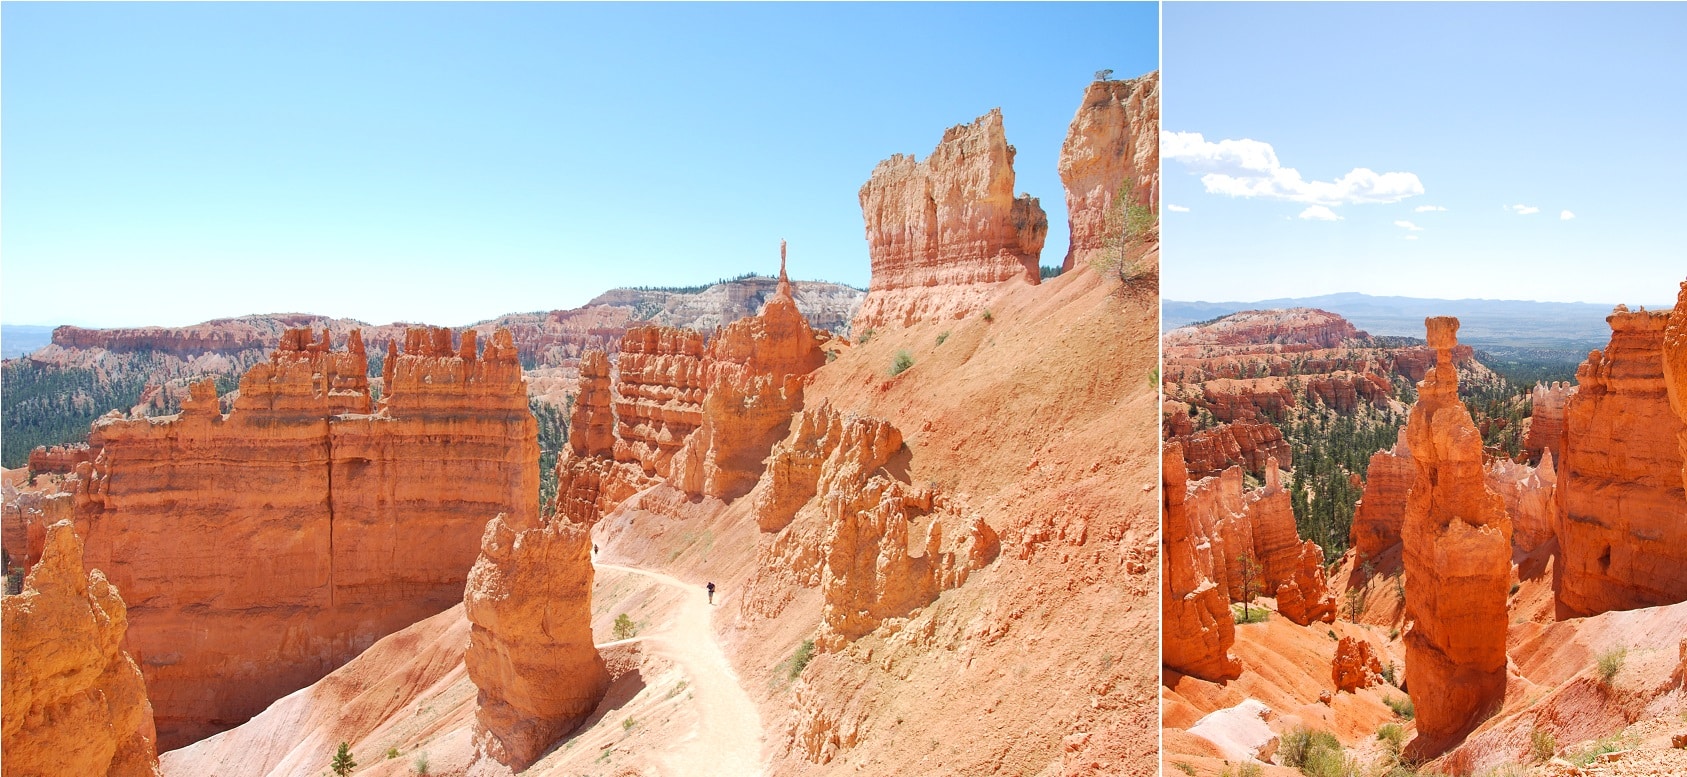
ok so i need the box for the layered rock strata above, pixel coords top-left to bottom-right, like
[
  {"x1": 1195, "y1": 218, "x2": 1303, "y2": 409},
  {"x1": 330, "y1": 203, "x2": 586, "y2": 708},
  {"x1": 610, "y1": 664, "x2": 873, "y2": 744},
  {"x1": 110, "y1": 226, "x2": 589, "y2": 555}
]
[
  {"x1": 1058, "y1": 71, "x2": 1160, "y2": 272},
  {"x1": 1162, "y1": 442, "x2": 1242, "y2": 681},
  {"x1": 1401, "y1": 317, "x2": 1512, "y2": 754},
  {"x1": 70, "y1": 326, "x2": 536, "y2": 748},
  {"x1": 27, "y1": 442, "x2": 100, "y2": 474},
  {"x1": 1185, "y1": 460, "x2": 1334, "y2": 626},
  {"x1": 1556, "y1": 305, "x2": 1687, "y2": 618},
  {"x1": 1486, "y1": 453, "x2": 1558, "y2": 554},
  {"x1": 464, "y1": 511, "x2": 608, "y2": 770},
  {"x1": 854, "y1": 109, "x2": 1046, "y2": 330},
  {"x1": 2, "y1": 520, "x2": 160, "y2": 777}
]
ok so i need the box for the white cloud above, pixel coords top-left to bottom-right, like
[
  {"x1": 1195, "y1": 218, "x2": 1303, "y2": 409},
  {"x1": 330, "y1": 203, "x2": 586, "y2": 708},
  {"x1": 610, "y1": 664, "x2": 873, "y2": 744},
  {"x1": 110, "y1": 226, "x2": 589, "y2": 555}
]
[
  {"x1": 1163, "y1": 131, "x2": 1424, "y2": 206},
  {"x1": 1415, "y1": 205, "x2": 1448, "y2": 212},
  {"x1": 1298, "y1": 206, "x2": 1342, "y2": 221},
  {"x1": 1394, "y1": 220, "x2": 1423, "y2": 231},
  {"x1": 1167, "y1": 204, "x2": 1190, "y2": 213},
  {"x1": 1560, "y1": 210, "x2": 1575, "y2": 220},
  {"x1": 1505, "y1": 204, "x2": 1540, "y2": 215}
]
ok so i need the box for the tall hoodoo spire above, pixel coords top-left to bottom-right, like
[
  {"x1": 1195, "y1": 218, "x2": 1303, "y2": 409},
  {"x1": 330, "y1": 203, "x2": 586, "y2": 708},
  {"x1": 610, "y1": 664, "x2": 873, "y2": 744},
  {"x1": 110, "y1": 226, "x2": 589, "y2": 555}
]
[{"x1": 778, "y1": 239, "x2": 793, "y2": 298}]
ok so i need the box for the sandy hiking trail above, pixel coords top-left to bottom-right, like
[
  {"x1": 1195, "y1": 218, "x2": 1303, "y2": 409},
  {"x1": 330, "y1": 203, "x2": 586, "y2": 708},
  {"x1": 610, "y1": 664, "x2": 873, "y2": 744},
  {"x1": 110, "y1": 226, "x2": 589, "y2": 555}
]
[{"x1": 594, "y1": 562, "x2": 768, "y2": 777}]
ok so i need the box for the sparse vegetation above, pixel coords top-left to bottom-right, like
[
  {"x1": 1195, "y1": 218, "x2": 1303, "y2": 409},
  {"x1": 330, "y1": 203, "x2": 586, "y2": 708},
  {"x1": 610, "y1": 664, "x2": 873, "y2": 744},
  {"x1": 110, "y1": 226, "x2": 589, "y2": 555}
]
[
  {"x1": 1509, "y1": 581, "x2": 1520, "y2": 595},
  {"x1": 1380, "y1": 661, "x2": 1397, "y2": 686},
  {"x1": 622, "y1": 716, "x2": 636, "y2": 732},
  {"x1": 330, "y1": 742, "x2": 357, "y2": 777},
  {"x1": 412, "y1": 750, "x2": 429, "y2": 775},
  {"x1": 1345, "y1": 587, "x2": 1366, "y2": 621},
  {"x1": 532, "y1": 397, "x2": 568, "y2": 516},
  {"x1": 1596, "y1": 646, "x2": 1626, "y2": 685},
  {"x1": 858, "y1": 328, "x2": 875, "y2": 344},
  {"x1": 1376, "y1": 722, "x2": 1405, "y2": 756},
  {"x1": 1232, "y1": 602, "x2": 1269, "y2": 625},
  {"x1": 667, "y1": 680, "x2": 689, "y2": 699},
  {"x1": 1094, "y1": 68, "x2": 1114, "y2": 81},
  {"x1": 1569, "y1": 733, "x2": 1631, "y2": 767},
  {"x1": 386, "y1": 747, "x2": 400, "y2": 759},
  {"x1": 613, "y1": 613, "x2": 638, "y2": 641},
  {"x1": 890, "y1": 350, "x2": 914, "y2": 376},
  {"x1": 1090, "y1": 184, "x2": 1157, "y2": 285},
  {"x1": 1530, "y1": 727, "x2": 1556, "y2": 762},
  {"x1": 780, "y1": 639, "x2": 816, "y2": 680},
  {"x1": 1172, "y1": 762, "x2": 1195, "y2": 776},
  {"x1": 936, "y1": 331, "x2": 950, "y2": 346},
  {"x1": 981, "y1": 309, "x2": 994, "y2": 322},
  {"x1": 1384, "y1": 694, "x2": 1415, "y2": 720},
  {"x1": 1149, "y1": 366, "x2": 1160, "y2": 388},
  {"x1": 1279, "y1": 728, "x2": 1353, "y2": 777},
  {"x1": 1236, "y1": 553, "x2": 1264, "y2": 622}
]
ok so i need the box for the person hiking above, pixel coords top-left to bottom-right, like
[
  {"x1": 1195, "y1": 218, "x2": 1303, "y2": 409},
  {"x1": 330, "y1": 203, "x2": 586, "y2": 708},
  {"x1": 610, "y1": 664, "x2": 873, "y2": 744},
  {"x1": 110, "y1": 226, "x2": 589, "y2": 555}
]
[{"x1": 706, "y1": 581, "x2": 716, "y2": 605}]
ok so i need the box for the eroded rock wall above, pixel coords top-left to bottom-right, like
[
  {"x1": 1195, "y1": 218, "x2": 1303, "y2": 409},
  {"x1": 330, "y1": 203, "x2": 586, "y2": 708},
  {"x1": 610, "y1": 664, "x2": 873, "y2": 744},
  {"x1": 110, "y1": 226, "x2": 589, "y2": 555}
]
[
  {"x1": 1526, "y1": 381, "x2": 1575, "y2": 464},
  {"x1": 71, "y1": 326, "x2": 536, "y2": 748},
  {"x1": 854, "y1": 109, "x2": 1047, "y2": 330},
  {"x1": 1351, "y1": 429, "x2": 1412, "y2": 560},
  {"x1": 1058, "y1": 72, "x2": 1160, "y2": 272},
  {"x1": 1401, "y1": 317, "x2": 1512, "y2": 755},
  {"x1": 2, "y1": 520, "x2": 160, "y2": 777},
  {"x1": 1556, "y1": 306, "x2": 1687, "y2": 618}
]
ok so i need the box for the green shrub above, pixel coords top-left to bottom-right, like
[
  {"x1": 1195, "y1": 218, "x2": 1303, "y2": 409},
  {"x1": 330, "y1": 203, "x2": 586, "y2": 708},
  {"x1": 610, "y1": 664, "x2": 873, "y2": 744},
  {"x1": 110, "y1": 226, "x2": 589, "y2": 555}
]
[
  {"x1": 1172, "y1": 763, "x2": 1195, "y2": 776},
  {"x1": 1376, "y1": 722, "x2": 1404, "y2": 754},
  {"x1": 330, "y1": 742, "x2": 357, "y2": 777},
  {"x1": 1232, "y1": 602, "x2": 1269, "y2": 624},
  {"x1": 858, "y1": 328, "x2": 875, "y2": 344},
  {"x1": 1380, "y1": 661, "x2": 1397, "y2": 686},
  {"x1": 613, "y1": 613, "x2": 638, "y2": 641},
  {"x1": 1530, "y1": 727, "x2": 1556, "y2": 762},
  {"x1": 1280, "y1": 728, "x2": 1349, "y2": 776},
  {"x1": 622, "y1": 716, "x2": 636, "y2": 731},
  {"x1": 1149, "y1": 366, "x2": 1160, "y2": 387},
  {"x1": 890, "y1": 351, "x2": 914, "y2": 376},
  {"x1": 1596, "y1": 646, "x2": 1626, "y2": 685},
  {"x1": 936, "y1": 331, "x2": 950, "y2": 346},
  {"x1": 387, "y1": 746, "x2": 400, "y2": 759},
  {"x1": 1383, "y1": 694, "x2": 1415, "y2": 720},
  {"x1": 412, "y1": 750, "x2": 430, "y2": 775},
  {"x1": 787, "y1": 639, "x2": 815, "y2": 680},
  {"x1": 982, "y1": 309, "x2": 994, "y2": 322}
]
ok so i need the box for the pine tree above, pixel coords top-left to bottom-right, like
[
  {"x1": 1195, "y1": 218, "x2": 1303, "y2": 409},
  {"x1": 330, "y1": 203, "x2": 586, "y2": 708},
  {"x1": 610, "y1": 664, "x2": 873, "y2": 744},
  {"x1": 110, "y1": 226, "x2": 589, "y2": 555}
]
[{"x1": 331, "y1": 742, "x2": 357, "y2": 776}]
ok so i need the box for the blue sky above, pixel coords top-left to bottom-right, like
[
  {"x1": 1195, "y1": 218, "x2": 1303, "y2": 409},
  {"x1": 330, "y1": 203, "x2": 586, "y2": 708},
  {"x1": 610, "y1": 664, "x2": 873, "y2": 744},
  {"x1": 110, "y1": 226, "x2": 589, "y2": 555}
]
[
  {"x1": 1162, "y1": 3, "x2": 1685, "y2": 306},
  {"x1": 2, "y1": 2, "x2": 1157, "y2": 327}
]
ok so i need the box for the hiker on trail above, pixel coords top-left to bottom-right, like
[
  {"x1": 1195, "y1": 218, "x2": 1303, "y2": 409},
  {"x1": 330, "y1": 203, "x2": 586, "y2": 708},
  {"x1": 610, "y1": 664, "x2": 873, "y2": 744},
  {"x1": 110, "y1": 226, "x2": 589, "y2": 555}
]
[{"x1": 706, "y1": 581, "x2": 716, "y2": 605}]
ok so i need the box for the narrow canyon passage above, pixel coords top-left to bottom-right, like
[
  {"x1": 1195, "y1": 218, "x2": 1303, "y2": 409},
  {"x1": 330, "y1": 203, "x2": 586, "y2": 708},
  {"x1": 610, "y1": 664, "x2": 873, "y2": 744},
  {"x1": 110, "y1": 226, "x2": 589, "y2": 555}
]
[{"x1": 594, "y1": 562, "x2": 768, "y2": 777}]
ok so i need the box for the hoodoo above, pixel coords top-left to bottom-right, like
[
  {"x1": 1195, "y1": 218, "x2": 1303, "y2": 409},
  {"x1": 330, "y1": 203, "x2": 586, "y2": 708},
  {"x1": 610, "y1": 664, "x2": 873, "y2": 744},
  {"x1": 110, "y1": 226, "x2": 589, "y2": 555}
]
[
  {"x1": 1400, "y1": 317, "x2": 1512, "y2": 755},
  {"x1": 1058, "y1": 72, "x2": 1161, "y2": 272},
  {"x1": 1162, "y1": 442, "x2": 1243, "y2": 682},
  {"x1": 853, "y1": 109, "x2": 1047, "y2": 331},
  {"x1": 2, "y1": 520, "x2": 160, "y2": 777},
  {"x1": 61, "y1": 326, "x2": 536, "y2": 748}
]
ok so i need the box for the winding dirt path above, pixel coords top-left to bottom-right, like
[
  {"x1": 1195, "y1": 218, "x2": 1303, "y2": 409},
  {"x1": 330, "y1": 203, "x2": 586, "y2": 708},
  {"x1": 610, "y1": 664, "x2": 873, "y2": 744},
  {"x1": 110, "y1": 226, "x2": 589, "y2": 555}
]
[{"x1": 594, "y1": 563, "x2": 767, "y2": 777}]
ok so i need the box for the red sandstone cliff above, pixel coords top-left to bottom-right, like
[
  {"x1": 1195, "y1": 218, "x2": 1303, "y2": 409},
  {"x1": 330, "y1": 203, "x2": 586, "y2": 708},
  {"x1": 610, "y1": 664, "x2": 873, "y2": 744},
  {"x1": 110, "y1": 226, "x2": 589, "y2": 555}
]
[
  {"x1": 463, "y1": 510, "x2": 608, "y2": 770},
  {"x1": 1525, "y1": 381, "x2": 1575, "y2": 464},
  {"x1": 1668, "y1": 281, "x2": 1687, "y2": 492},
  {"x1": 69, "y1": 326, "x2": 536, "y2": 748},
  {"x1": 2, "y1": 520, "x2": 160, "y2": 777},
  {"x1": 1058, "y1": 72, "x2": 1160, "y2": 272},
  {"x1": 1401, "y1": 317, "x2": 1512, "y2": 756},
  {"x1": 853, "y1": 109, "x2": 1047, "y2": 331},
  {"x1": 1556, "y1": 305, "x2": 1687, "y2": 618}
]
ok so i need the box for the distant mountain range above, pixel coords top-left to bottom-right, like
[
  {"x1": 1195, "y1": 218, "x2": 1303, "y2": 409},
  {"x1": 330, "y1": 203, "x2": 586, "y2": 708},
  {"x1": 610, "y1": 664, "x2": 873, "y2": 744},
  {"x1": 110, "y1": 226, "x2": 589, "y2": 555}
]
[
  {"x1": 1161, "y1": 292, "x2": 1654, "y2": 352},
  {"x1": 1, "y1": 326, "x2": 55, "y2": 359}
]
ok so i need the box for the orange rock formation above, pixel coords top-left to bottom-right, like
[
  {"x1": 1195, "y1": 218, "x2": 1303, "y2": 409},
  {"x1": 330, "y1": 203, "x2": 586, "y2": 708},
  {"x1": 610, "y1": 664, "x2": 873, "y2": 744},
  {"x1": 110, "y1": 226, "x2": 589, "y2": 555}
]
[
  {"x1": 69, "y1": 326, "x2": 536, "y2": 748},
  {"x1": 1669, "y1": 281, "x2": 1687, "y2": 491},
  {"x1": 853, "y1": 109, "x2": 1047, "y2": 331},
  {"x1": 1485, "y1": 454, "x2": 1558, "y2": 554},
  {"x1": 463, "y1": 510, "x2": 608, "y2": 770},
  {"x1": 1525, "y1": 381, "x2": 1575, "y2": 464},
  {"x1": 26, "y1": 442, "x2": 100, "y2": 474},
  {"x1": 1185, "y1": 460, "x2": 1334, "y2": 627},
  {"x1": 1400, "y1": 317, "x2": 1512, "y2": 755},
  {"x1": 1556, "y1": 305, "x2": 1687, "y2": 618},
  {"x1": 1162, "y1": 442, "x2": 1242, "y2": 682},
  {"x1": 2, "y1": 520, "x2": 160, "y2": 777},
  {"x1": 1351, "y1": 429, "x2": 1412, "y2": 560},
  {"x1": 1058, "y1": 71, "x2": 1160, "y2": 272},
  {"x1": 1330, "y1": 636, "x2": 1384, "y2": 693}
]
